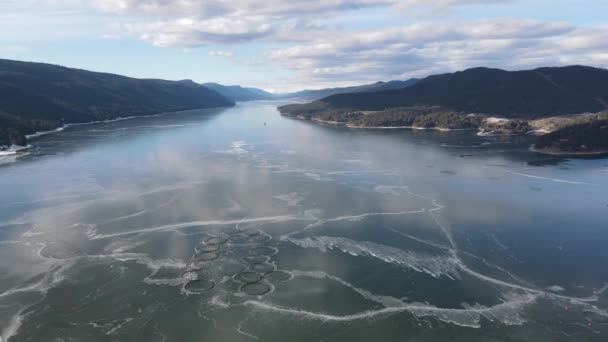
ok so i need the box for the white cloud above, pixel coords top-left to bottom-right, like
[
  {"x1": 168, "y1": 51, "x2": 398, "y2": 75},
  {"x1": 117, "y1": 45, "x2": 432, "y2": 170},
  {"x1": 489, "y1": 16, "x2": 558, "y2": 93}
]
[
  {"x1": 89, "y1": 0, "x2": 394, "y2": 16},
  {"x1": 558, "y1": 26, "x2": 608, "y2": 50},
  {"x1": 208, "y1": 50, "x2": 234, "y2": 57},
  {"x1": 394, "y1": 0, "x2": 512, "y2": 11},
  {"x1": 127, "y1": 16, "x2": 275, "y2": 47},
  {"x1": 266, "y1": 19, "x2": 608, "y2": 89},
  {"x1": 86, "y1": 0, "x2": 515, "y2": 48}
]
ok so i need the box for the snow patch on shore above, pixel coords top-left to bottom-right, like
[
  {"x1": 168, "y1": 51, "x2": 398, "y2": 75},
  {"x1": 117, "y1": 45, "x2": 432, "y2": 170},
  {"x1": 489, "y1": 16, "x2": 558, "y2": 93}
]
[
  {"x1": 0, "y1": 145, "x2": 30, "y2": 164},
  {"x1": 486, "y1": 117, "x2": 509, "y2": 124}
]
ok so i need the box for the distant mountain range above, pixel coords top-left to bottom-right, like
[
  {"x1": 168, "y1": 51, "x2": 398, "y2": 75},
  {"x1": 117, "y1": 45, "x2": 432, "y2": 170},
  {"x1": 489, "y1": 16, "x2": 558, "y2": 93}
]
[
  {"x1": 201, "y1": 83, "x2": 276, "y2": 101},
  {"x1": 280, "y1": 66, "x2": 608, "y2": 118},
  {"x1": 276, "y1": 79, "x2": 419, "y2": 101},
  {"x1": 203, "y1": 78, "x2": 419, "y2": 102},
  {"x1": 0, "y1": 58, "x2": 420, "y2": 146},
  {"x1": 0, "y1": 58, "x2": 234, "y2": 146},
  {"x1": 4, "y1": 58, "x2": 607, "y2": 155}
]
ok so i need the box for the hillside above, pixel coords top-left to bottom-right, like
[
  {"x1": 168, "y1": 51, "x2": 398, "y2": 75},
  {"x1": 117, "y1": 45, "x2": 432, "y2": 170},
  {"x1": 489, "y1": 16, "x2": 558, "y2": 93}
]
[
  {"x1": 0, "y1": 59, "x2": 234, "y2": 146},
  {"x1": 201, "y1": 83, "x2": 276, "y2": 101},
  {"x1": 531, "y1": 112, "x2": 608, "y2": 155},
  {"x1": 279, "y1": 66, "x2": 608, "y2": 118},
  {"x1": 280, "y1": 78, "x2": 418, "y2": 101}
]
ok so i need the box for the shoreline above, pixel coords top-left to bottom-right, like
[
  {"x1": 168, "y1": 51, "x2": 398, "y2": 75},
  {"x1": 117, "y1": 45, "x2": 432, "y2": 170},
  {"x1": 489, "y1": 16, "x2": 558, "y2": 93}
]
[
  {"x1": 529, "y1": 146, "x2": 608, "y2": 156},
  {"x1": 23, "y1": 105, "x2": 232, "y2": 143},
  {"x1": 284, "y1": 110, "x2": 589, "y2": 138},
  {"x1": 348, "y1": 124, "x2": 473, "y2": 132},
  {"x1": 284, "y1": 112, "x2": 608, "y2": 158},
  {"x1": 311, "y1": 118, "x2": 345, "y2": 125},
  {"x1": 0, "y1": 145, "x2": 31, "y2": 165},
  {"x1": 25, "y1": 112, "x2": 174, "y2": 142},
  {"x1": 2, "y1": 106, "x2": 231, "y2": 165},
  {"x1": 25, "y1": 126, "x2": 66, "y2": 139},
  {"x1": 288, "y1": 115, "x2": 474, "y2": 132},
  {"x1": 0, "y1": 144, "x2": 31, "y2": 155}
]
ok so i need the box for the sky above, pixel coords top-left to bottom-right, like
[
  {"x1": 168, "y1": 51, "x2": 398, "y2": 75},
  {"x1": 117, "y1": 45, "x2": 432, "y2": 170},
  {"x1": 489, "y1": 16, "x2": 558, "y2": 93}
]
[{"x1": 1, "y1": 0, "x2": 607, "y2": 92}]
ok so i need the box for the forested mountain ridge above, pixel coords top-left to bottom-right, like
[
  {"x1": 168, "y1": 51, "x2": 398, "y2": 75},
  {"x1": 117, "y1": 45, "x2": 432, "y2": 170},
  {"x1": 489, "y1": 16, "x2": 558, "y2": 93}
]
[
  {"x1": 201, "y1": 83, "x2": 276, "y2": 101},
  {"x1": 279, "y1": 78, "x2": 418, "y2": 101},
  {"x1": 0, "y1": 58, "x2": 234, "y2": 146},
  {"x1": 279, "y1": 65, "x2": 608, "y2": 155},
  {"x1": 279, "y1": 66, "x2": 608, "y2": 118}
]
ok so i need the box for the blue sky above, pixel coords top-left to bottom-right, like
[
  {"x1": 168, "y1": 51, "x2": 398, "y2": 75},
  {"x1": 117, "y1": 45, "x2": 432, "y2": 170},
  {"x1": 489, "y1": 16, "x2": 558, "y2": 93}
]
[{"x1": 1, "y1": 0, "x2": 607, "y2": 92}]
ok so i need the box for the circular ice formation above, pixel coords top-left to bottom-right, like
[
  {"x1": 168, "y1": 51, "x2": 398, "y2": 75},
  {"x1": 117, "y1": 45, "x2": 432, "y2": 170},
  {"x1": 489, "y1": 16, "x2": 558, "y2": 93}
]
[
  {"x1": 185, "y1": 261, "x2": 210, "y2": 271},
  {"x1": 182, "y1": 271, "x2": 199, "y2": 281},
  {"x1": 39, "y1": 244, "x2": 81, "y2": 259},
  {"x1": 242, "y1": 229, "x2": 261, "y2": 237},
  {"x1": 197, "y1": 244, "x2": 220, "y2": 253},
  {"x1": 182, "y1": 269, "x2": 210, "y2": 281},
  {"x1": 249, "y1": 246, "x2": 277, "y2": 256},
  {"x1": 240, "y1": 282, "x2": 271, "y2": 296},
  {"x1": 244, "y1": 255, "x2": 270, "y2": 265},
  {"x1": 205, "y1": 236, "x2": 228, "y2": 245},
  {"x1": 235, "y1": 271, "x2": 263, "y2": 284},
  {"x1": 228, "y1": 234, "x2": 249, "y2": 244},
  {"x1": 252, "y1": 262, "x2": 275, "y2": 274},
  {"x1": 184, "y1": 279, "x2": 215, "y2": 293},
  {"x1": 249, "y1": 234, "x2": 272, "y2": 243},
  {"x1": 196, "y1": 252, "x2": 219, "y2": 261},
  {"x1": 264, "y1": 270, "x2": 293, "y2": 282}
]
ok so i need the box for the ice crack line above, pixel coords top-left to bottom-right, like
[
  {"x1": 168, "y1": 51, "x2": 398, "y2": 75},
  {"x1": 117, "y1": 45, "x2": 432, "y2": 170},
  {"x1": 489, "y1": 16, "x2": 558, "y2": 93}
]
[
  {"x1": 244, "y1": 293, "x2": 537, "y2": 328},
  {"x1": 90, "y1": 215, "x2": 303, "y2": 240},
  {"x1": 482, "y1": 166, "x2": 598, "y2": 186},
  {"x1": 281, "y1": 209, "x2": 428, "y2": 240},
  {"x1": 425, "y1": 194, "x2": 607, "y2": 306}
]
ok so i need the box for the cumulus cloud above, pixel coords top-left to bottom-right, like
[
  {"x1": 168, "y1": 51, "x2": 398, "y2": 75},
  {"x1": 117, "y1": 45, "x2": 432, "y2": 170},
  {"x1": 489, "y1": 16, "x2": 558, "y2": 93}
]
[
  {"x1": 558, "y1": 26, "x2": 608, "y2": 50},
  {"x1": 127, "y1": 17, "x2": 275, "y2": 47},
  {"x1": 270, "y1": 19, "x2": 574, "y2": 59},
  {"x1": 90, "y1": 0, "x2": 232, "y2": 16},
  {"x1": 87, "y1": 0, "x2": 515, "y2": 48},
  {"x1": 89, "y1": 0, "x2": 394, "y2": 16},
  {"x1": 394, "y1": 0, "x2": 512, "y2": 11},
  {"x1": 265, "y1": 19, "x2": 608, "y2": 89}
]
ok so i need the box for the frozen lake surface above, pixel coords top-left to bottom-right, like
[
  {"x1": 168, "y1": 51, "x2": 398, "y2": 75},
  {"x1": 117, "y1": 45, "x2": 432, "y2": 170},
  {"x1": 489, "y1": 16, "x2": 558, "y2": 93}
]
[{"x1": 1, "y1": 101, "x2": 607, "y2": 341}]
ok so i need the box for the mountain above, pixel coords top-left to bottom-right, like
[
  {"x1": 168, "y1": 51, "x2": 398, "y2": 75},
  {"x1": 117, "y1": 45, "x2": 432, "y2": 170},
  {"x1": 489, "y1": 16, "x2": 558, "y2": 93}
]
[
  {"x1": 279, "y1": 66, "x2": 608, "y2": 118},
  {"x1": 201, "y1": 83, "x2": 276, "y2": 101},
  {"x1": 201, "y1": 79, "x2": 418, "y2": 102},
  {"x1": 279, "y1": 79, "x2": 418, "y2": 101},
  {"x1": 279, "y1": 65, "x2": 608, "y2": 155},
  {"x1": 0, "y1": 59, "x2": 234, "y2": 146}
]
